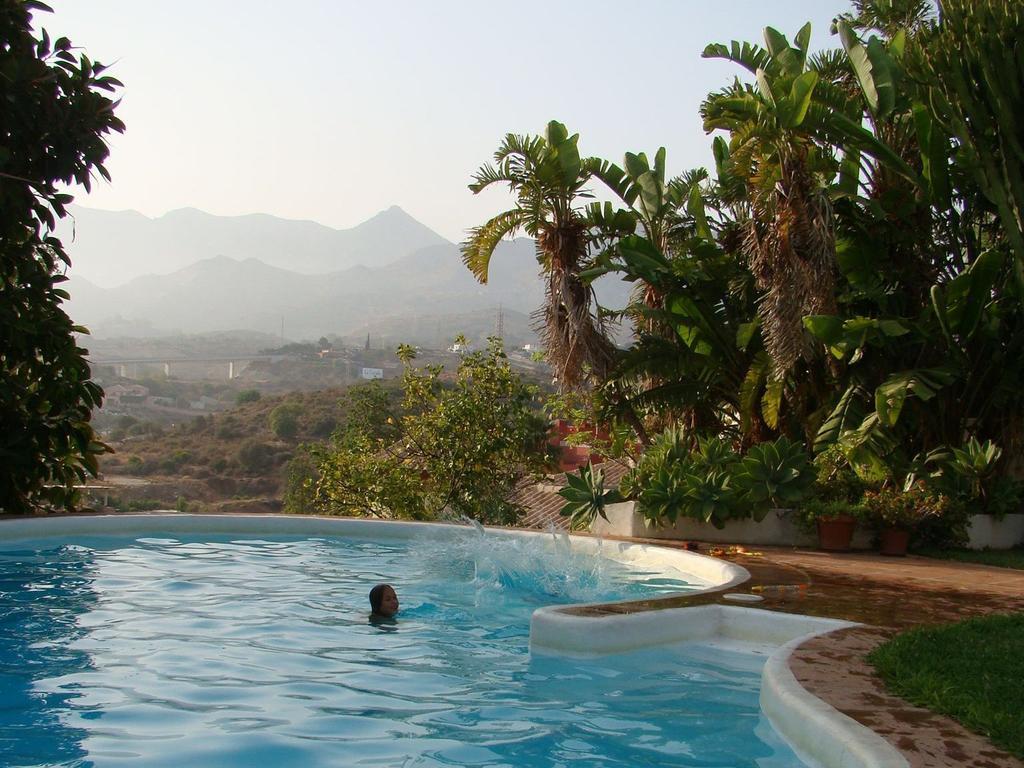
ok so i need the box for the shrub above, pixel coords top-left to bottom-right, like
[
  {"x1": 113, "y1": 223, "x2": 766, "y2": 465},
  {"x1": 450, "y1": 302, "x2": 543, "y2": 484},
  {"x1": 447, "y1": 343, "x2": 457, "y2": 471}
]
[
  {"x1": 160, "y1": 450, "x2": 192, "y2": 474},
  {"x1": 236, "y1": 389, "x2": 261, "y2": 405},
  {"x1": 310, "y1": 416, "x2": 337, "y2": 438},
  {"x1": 558, "y1": 463, "x2": 623, "y2": 529},
  {"x1": 862, "y1": 484, "x2": 969, "y2": 548},
  {"x1": 237, "y1": 440, "x2": 275, "y2": 474},
  {"x1": 794, "y1": 497, "x2": 865, "y2": 533},
  {"x1": 812, "y1": 445, "x2": 865, "y2": 503},
  {"x1": 268, "y1": 403, "x2": 302, "y2": 440},
  {"x1": 283, "y1": 448, "x2": 320, "y2": 514},
  {"x1": 216, "y1": 418, "x2": 243, "y2": 440}
]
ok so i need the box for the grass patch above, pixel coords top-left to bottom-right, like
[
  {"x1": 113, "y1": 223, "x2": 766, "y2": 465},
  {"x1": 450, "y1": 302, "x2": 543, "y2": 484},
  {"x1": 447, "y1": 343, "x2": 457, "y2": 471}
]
[
  {"x1": 868, "y1": 613, "x2": 1024, "y2": 758},
  {"x1": 915, "y1": 547, "x2": 1024, "y2": 570}
]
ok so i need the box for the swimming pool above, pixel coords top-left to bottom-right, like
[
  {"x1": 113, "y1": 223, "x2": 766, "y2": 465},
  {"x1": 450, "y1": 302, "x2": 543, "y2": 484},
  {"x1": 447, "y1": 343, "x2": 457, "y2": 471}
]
[{"x1": 0, "y1": 516, "x2": 811, "y2": 767}]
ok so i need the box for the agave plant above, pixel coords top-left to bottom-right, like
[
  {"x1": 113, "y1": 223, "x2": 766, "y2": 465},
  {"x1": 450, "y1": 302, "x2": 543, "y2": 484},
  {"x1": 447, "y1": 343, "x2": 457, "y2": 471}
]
[
  {"x1": 733, "y1": 436, "x2": 814, "y2": 515},
  {"x1": 557, "y1": 462, "x2": 623, "y2": 530}
]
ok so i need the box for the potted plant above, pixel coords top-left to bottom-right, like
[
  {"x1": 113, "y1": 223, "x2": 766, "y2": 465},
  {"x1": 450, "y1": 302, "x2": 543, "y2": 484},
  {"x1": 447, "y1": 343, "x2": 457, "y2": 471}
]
[
  {"x1": 861, "y1": 484, "x2": 949, "y2": 556},
  {"x1": 796, "y1": 498, "x2": 863, "y2": 551},
  {"x1": 797, "y1": 447, "x2": 867, "y2": 551}
]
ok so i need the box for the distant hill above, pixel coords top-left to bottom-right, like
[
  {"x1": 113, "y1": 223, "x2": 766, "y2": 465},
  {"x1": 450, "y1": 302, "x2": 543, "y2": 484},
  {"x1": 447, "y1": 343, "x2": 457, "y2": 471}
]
[
  {"x1": 56, "y1": 204, "x2": 450, "y2": 287},
  {"x1": 60, "y1": 206, "x2": 634, "y2": 342}
]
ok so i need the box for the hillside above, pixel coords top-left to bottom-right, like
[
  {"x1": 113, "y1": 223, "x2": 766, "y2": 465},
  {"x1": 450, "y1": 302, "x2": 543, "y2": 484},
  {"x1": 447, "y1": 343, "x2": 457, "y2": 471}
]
[{"x1": 98, "y1": 385, "x2": 394, "y2": 513}]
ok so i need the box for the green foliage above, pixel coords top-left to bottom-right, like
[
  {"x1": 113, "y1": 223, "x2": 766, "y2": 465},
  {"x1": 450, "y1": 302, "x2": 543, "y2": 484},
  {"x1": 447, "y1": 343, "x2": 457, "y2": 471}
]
[
  {"x1": 916, "y1": 547, "x2": 1024, "y2": 571},
  {"x1": 466, "y1": 4, "x2": 1024, "y2": 551},
  {"x1": 462, "y1": 121, "x2": 616, "y2": 390},
  {"x1": 282, "y1": 446, "x2": 320, "y2": 514},
  {"x1": 732, "y1": 436, "x2": 814, "y2": 512},
  {"x1": 235, "y1": 389, "x2": 262, "y2": 405},
  {"x1": 869, "y1": 613, "x2": 1024, "y2": 759},
  {"x1": 794, "y1": 497, "x2": 865, "y2": 533},
  {"x1": 160, "y1": 449, "x2": 192, "y2": 474},
  {"x1": 860, "y1": 484, "x2": 968, "y2": 548},
  {"x1": 914, "y1": 0, "x2": 1024, "y2": 273},
  {"x1": 0, "y1": 1, "x2": 124, "y2": 513},
  {"x1": 812, "y1": 445, "x2": 866, "y2": 503},
  {"x1": 623, "y1": 430, "x2": 750, "y2": 530},
  {"x1": 558, "y1": 462, "x2": 623, "y2": 530},
  {"x1": 237, "y1": 440, "x2": 276, "y2": 474},
  {"x1": 268, "y1": 403, "x2": 302, "y2": 440},
  {"x1": 919, "y1": 439, "x2": 1024, "y2": 520},
  {"x1": 305, "y1": 338, "x2": 547, "y2": 524}
]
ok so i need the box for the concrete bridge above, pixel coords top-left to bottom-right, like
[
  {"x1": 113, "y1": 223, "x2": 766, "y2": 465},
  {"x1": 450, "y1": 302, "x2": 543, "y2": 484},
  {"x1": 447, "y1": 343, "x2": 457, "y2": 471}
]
[{"x1": 88, "y1": 355, "x2": 285, "y2": 380}]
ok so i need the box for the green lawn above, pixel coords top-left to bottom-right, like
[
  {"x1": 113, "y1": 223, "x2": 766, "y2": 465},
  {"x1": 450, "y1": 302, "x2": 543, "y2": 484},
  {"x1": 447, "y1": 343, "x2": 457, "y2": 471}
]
[
  {"x1": 869, "y1": 613, "x2": 1024, "y2": 759},
  {"x1": 915, "y1": 547, "x2": 1024, "y2": 570}
]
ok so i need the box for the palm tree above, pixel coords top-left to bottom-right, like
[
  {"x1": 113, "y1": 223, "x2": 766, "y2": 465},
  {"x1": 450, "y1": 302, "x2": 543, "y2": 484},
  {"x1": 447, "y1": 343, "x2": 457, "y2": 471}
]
[
  {"x1": 701, "y1": 30, "x2": 838, "y2": 378},
  {"x1": 461, "y1": 121, "x2": 615, "y2": 391}
]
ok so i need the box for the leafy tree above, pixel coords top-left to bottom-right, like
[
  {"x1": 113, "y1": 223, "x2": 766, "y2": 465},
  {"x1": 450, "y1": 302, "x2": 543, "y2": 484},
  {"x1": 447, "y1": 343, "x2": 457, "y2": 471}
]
[
  {"x1": 469, "y1": 1, "x2": 1024, "y2": 537},
  {"x1": 304, "y1": 338, "x2": 548, "y2": 523},
  {"x1": 0, "y1": 1, "x2": 124, "y2": 513}
]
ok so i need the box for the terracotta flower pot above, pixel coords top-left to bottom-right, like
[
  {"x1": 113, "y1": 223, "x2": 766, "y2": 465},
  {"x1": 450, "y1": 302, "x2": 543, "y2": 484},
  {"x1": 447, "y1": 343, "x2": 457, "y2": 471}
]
[
  {"x1": 816, "y1": 515, "x2": 856, "y2": 551},
  {"x1": 879, "y1": 527, "x2": 911, "y2": 557}
]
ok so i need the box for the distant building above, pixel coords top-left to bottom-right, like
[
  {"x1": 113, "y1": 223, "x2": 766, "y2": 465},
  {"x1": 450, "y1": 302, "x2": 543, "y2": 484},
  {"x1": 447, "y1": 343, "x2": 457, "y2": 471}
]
[
  {"x1": 105, "y1": 384, "x2": 149, "y2": 406},
  {"x1": 360, "y1": 367, "x2": 384, "y2": 380}
]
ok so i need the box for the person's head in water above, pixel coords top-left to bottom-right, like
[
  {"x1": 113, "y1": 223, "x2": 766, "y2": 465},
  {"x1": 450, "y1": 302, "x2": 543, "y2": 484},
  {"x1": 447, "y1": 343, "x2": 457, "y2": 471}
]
[{"x1": 369, "y1": 584, "x2": 399, "y2": 617}]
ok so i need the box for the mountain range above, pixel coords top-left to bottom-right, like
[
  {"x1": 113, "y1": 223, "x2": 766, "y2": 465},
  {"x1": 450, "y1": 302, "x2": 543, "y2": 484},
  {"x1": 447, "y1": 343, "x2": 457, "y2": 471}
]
[
  {"x1": 56, "y1": 204, "x2": 449, "y2": 287},
  {"x1": 61, "y1": 205, "x2": 632, "y2": 343}
]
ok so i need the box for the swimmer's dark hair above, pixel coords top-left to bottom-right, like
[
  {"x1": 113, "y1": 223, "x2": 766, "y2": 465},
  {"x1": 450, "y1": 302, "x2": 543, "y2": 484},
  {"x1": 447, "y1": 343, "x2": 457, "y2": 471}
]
[{"x1": 369, "y1": 583, "x2": 391, "y2": 614}]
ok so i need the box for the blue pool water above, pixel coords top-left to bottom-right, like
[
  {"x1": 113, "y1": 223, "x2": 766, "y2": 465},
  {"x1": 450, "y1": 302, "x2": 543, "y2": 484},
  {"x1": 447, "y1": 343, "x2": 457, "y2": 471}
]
[{"x1": 0, "y1": 529, "x2": 806, "y2": 767}]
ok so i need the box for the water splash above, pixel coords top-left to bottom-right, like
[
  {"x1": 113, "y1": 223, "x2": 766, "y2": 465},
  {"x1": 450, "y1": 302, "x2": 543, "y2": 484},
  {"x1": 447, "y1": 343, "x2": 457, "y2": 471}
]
[{"x1": 411, "y1": 524, "x2": 640, "y2": 606}]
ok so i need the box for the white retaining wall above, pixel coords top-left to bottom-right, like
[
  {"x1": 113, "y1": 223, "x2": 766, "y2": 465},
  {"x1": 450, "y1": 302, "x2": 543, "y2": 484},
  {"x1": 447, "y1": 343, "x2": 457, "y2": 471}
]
[{"x1": 594, "y1": 502, "x2": 1024, "y2": 550}]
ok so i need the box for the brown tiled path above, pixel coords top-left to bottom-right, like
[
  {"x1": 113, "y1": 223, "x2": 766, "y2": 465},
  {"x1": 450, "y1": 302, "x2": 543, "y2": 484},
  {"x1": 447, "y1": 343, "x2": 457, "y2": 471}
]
[{"x1": 579, "y1": 538, "x2": 1024, "y2": 767}]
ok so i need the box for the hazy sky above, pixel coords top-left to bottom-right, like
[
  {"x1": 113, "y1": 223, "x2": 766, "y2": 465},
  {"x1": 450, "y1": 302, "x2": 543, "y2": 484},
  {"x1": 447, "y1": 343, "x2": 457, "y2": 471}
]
[{"x1": 46, "y1": 1, "x2": 841, "y2": 243}]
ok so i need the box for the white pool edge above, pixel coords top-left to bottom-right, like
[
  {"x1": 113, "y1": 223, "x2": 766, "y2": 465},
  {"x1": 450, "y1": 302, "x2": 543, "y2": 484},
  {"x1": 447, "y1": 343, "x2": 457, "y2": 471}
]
[
  {"x1": 0, "y1": 513, "x2": 742, "y2": 596},
  {"x1": 1, "y1": 513, "x2": 908, "y2": 768},
  {"x1": 530, "y1": 604, "x2": 909, "y2": 768},
  {"x1": 762, "y1": 631, "x2": 910, "y2": 768}
]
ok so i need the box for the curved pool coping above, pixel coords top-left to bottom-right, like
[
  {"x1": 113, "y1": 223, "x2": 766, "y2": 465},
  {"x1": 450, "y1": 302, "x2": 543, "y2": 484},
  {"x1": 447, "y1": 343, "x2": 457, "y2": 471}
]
[
  {"x1": 0, "y1": 513, "x2": 744, "y2": 597},
  {"x1": 0, "y1": 513, "x2": 908, "y2": 768}
]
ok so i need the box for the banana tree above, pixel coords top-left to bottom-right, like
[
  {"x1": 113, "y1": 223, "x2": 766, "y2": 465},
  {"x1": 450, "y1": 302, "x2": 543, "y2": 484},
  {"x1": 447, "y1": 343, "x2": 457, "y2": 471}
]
[{"x1": 914, "y1": 0, "x2": 1024, "y2": 283}]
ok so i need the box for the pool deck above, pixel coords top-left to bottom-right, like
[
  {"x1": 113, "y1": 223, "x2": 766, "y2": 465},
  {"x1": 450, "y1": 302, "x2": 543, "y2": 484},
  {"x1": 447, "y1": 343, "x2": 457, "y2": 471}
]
[{"x1": 577, "y1": 536, "x2": 1024, "y2": 768}]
